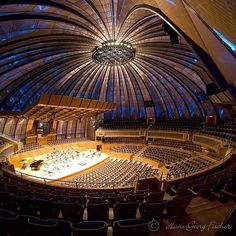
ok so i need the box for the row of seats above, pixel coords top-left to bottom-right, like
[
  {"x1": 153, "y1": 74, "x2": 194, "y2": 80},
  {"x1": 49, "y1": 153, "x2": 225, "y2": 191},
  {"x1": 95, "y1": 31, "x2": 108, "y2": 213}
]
[
  {"x1": 200, "y1": 120, "x2": 236, "y2": 143},
  {"x1": 218, "y1": 120, "x2": 236, "y2": 128},
  {"x1": 152, "y1": 139, "x2": 202, "y2": 152},
  {"x1": 0, "y1": 175, "x2": 163, "y2": 206},
  {"x1": 169, "y1": 163, "x2": 236, "y2": 201},
  {"x1": 102, "y1": 137, "x2": 146, "y2": 144},
  {"x1": 1, "y1": 161, "x2": 235, "y2": 235},
  {"x1": 207, "y1": 150, "x2": 223, "y2": 161},
  {"x1": 151, "y1": 139, "x2": 223, "y2": 161},
  {"x1": 168, "y1": 156, "x2": 216, "y2": 179},
  {"x1": 0, "y1": 174, "x2": 195, "y2": 222},
  {"x1": 0, "y1": 179, "x2": 194, "y2": 224},
  {"x1": 65, "y1": 158, "x2": 158, "y2": 188},
  {"x1": 164, "y1": 140, "x2": 221, "y2": 161},
  {"x1": 100, "y1": 118, "x2": 236, "y2": 145},
  {"x1": 13, "y1": 143, "x2": 42, "y2": 155},
  {"x1": 100, "y1": 118, "x2": 204, "y2": 131},
  {"x1": 110, "y1": 145, "x2": 143, "y2": 154},
  {"x1": 205, "y1": 126, "x2": 236, "y2": 135},
  {"x1": 56, "y1": 134, "x2": 85, "y2": 140},
  {"x1": 200, "y1": 130, "x2": 236, "y2": 143},
  {"x1": 140, "y1": 146, "x2": 191, "y2": 164},
  {"x1": 100, "y1": 119, "x2": 147, "y2": 130},
  {"x1": 47, "y1": 138, "x2": 87, "y2": 146},
  {"x1": 0, "y1": 192, "x2": 193, "y2": 222},
  {"x1": 150, "y1": 119, "x2": 204, "y2": 132},
  {"x1": 0, "y1": 210, "x2": 151, "y2": 236}
]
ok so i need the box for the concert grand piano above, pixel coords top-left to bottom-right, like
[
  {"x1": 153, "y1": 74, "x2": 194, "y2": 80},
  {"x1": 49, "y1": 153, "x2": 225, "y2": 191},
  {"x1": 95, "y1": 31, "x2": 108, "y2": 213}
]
[{"x1": 30, "y1": 160, "x2": 43, "y2": 170}]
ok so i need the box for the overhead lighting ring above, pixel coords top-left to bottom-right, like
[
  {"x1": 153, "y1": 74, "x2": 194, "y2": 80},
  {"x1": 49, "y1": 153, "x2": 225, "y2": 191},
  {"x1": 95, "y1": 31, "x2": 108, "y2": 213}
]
[{"x1": 92, "y1": 41, "x2": 136, "y2": 65}]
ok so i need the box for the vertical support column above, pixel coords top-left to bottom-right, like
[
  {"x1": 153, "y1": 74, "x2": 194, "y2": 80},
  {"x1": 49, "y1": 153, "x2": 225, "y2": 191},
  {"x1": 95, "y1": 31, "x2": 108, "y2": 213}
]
[
  {"x1": 51, "y1": 121, "x2": 57, "y2": 133},
  {"x1": 85, "y1": 118, "x2": 88, "y2": 139},
  {"x1": 86, "y1": 117, "x2": 96, "y2": 140},
  {"x1": 25, "y1": 119, "x2": 36, "y2": 144}
]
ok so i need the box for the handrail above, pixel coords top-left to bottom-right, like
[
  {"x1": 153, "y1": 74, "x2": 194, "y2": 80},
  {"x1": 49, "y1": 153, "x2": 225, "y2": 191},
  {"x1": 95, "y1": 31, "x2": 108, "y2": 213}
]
[
  {"x1": 214, "y1": 205, "x2": 236, "y2": 236},
  {"x1": 5, "y1": 167, "x2": 135, "y2": 189},
  {"x1": 2, "y1": 165, "x2": 156, "y2": 190},
  {"x1": 165, "y1": 149, "x2": 233, "y2": 182},
  {"x1": 0, "y1": 133, "x2": 20, "y2": 145}
]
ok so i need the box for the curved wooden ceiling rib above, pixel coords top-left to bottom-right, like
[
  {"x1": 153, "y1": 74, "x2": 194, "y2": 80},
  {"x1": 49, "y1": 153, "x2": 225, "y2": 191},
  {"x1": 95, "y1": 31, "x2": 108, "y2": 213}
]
[{"x1": 0, "y1": 0, "x2": 234, "y2": 119}]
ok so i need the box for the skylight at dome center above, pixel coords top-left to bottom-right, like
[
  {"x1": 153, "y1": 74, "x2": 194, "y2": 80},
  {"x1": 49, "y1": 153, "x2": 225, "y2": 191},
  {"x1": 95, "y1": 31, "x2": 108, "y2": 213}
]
[{"x1": 92, "y1": 41, "x2": 136, "y2": 65}]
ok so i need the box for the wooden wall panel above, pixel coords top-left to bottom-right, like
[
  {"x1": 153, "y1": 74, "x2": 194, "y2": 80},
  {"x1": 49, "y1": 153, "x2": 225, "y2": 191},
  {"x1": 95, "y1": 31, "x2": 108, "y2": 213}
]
[
  {"x1": 52, "y1": 121, "x2": 58, "y2": 133},
  {"x1": 80, "y1": 99, "x2": 90, "y2": 108},
  {"x1": 26, "y1": 120, "x2": 35, "y2": 135},
  {"x1": 57, "y1": 121, "x2": 64, "y2": 139},
  {"x1": 0, "y1": 118, "x2": 6, "y2": 134},
  {"x1": 3, "y1": 118, "x2": 18, "y2": 137},
  {"x1": 55, "y1": 119, "x2": 86, "y2": 139},
  {"x1": 15, "y1": 118, "x2": 27, "y2": 139},
  {"x1": 70, "y1": 98, "x2": 82, "y2": 108},
  {"x1": 38, "y1": 94, "x2": 50, "y2": 105},
  {"x1": 60, "y1": 96, "x2": 72, "y2": 107},
  {"x1": 89, "y1": 100, "x2": 98, "y2": 109},
  {"x1": 66, "y1": 120, "x2": 74, "y2": 138},
  {"x1": 49, "y1": 95, "x2": 61, "y2": 106}
]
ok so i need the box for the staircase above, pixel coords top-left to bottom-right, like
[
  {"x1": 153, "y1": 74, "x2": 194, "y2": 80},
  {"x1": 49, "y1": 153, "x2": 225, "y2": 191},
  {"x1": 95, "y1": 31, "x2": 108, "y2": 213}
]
[{"x1": 133, "y1": 146, "x2": 148, "y2": 157}]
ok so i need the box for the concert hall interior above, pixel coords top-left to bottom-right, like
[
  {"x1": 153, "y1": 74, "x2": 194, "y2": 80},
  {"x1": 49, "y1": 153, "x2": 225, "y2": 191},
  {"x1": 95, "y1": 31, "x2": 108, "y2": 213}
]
[{"x1": 0, "y1": 1, "x2": 236, "y2": 236}]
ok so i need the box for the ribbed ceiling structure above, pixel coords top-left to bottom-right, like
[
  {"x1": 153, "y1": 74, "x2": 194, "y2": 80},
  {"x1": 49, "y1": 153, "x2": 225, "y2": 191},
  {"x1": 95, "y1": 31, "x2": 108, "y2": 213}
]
[{"x1": 0, "y1": 0, "x2": 235, "y2": 120}]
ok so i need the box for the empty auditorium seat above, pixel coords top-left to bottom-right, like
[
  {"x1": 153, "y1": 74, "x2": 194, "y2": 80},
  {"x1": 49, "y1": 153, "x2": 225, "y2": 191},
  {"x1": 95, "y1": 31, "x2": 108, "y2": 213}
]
[
  {"x1": 100, "y1": 119, "x2": 147, "y2": 130},
  {"x1": 103, "y1": 137, "x2": 146, "y2": 144},
  {"x1": 152, "y1": 138, "x2": 202, "y2": 152},
  {"x1": 71, "y1": 221, "x2": 107, "y2": 236},
  {"x1": 113, "y1": 219, "x2": 149, "y2": 236},
  {"x1": 139, "y1": 200, "x2": 167, "y2": 220},
  {"x1": 34, "y1": 198, "x2": 57, "y2": 219},
  {"x1": 88, "y1": 196, "x2": 107, "y2": 204},
  {"x1": 150, "y1": 119, "x2": 204, "y2": 132},
  {"x1": 166, "y1": 194, "x2": 193, "y2": 216},
  {"x1": 28, "y1": 218, "x2": 59, "y2": 236},
  {"x1": 0, "y1": 208, "x2": 18, "y2": 236},
  {"x1": 126, "y1": 193, "x2": 145, "y2": 203},
  {"x1": 87, "y1": 203, "x2": 109, "y2": 221},
  {"x1": 13, "y1": 143, "x2": 42, "y2": 155},
  {"x1": 113, "y1": 201, "x2": 139, "y2": 220},
  {"x1": 0, "y1": 191, "x2": 11, "y2": 210},
  {"x1": 140, "y1": 146, "x2": 191, "y2": 165},
  {"x1": 16, "y1": 214, "x2": 40, "y2": 236},
  {"x1": 191, "y1": 179, "x2": 217, "y2": 196},
  {"x1": 107, "y1": 195, "x2": 125, "y2": 207},
  {"x1": 69, "y1": 158, "x2": 157, "y2": 189},
  {"x1": 220, "y1": 183, "x2": 236, "y2": 200},
  {"x1": 110, "y1": 145, "x2": 143, "y2": 154},
  {"x1": 145, "y1": 191, "x2": 165, "y2": 202},
  {"x1": 47, "y1": 219, "x2": 71, "y2": 236},
  {"x1": 170, "y1": 181, "x2": 192, "y2": 195},
  {"x1": 10, "y1": 194, "x2": 36, "y2": 215},
  {"x1": 58, "y1": 201, "x2": 84, "y2": 222},
  {"x1": 48, "y1": 138, "x2": 87, "y2": 146}
]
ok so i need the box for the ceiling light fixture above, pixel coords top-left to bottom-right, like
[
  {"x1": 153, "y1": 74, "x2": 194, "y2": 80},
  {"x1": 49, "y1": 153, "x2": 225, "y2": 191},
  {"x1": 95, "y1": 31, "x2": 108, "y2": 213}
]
[{"x1": 92, "y1": 41, "x2": 135, "y2": 65}]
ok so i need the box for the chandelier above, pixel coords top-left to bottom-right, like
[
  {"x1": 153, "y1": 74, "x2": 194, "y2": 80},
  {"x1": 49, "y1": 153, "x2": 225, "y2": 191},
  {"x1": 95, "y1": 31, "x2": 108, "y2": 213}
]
[{"x1": 92, "y1": 41, "x2": 136, "y2": 65}]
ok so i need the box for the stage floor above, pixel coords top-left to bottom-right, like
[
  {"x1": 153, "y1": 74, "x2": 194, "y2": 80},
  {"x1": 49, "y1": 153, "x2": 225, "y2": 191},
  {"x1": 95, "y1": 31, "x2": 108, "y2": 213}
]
[{"x1": 15, "y1": 148, "x2": 109, "y2": 181}]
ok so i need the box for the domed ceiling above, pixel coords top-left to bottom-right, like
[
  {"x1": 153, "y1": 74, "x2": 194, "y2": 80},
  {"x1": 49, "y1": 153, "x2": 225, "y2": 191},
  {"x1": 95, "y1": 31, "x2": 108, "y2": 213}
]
[{"x1": 0, "y1": 1, "x2": 233, "y2": 120}]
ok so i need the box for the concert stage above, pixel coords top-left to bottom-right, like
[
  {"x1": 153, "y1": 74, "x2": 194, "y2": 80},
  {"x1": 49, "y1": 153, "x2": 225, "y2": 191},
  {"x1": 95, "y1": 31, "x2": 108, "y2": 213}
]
[{"x1": 15, "y1": 148, "x2": 109, "y2": 181}]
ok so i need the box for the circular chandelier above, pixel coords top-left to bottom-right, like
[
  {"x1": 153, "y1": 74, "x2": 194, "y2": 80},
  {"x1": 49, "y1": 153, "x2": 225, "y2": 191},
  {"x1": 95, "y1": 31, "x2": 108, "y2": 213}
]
[{"x1": 92, "y1": 41, "x2": 136, "y2": 65}]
